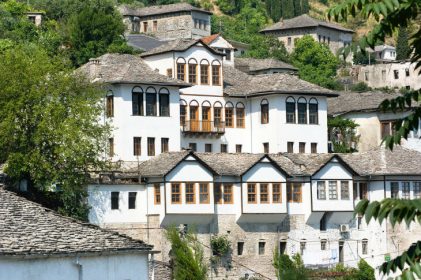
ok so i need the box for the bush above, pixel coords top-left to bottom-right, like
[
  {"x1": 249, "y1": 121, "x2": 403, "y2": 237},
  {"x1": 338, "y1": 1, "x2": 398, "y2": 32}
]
[
  {"x1": 272, "y1": 251, "x2": 308, "y2": 280},
  {"x1": 350, "y1": 82, "x2": 371, "y2": 92}
]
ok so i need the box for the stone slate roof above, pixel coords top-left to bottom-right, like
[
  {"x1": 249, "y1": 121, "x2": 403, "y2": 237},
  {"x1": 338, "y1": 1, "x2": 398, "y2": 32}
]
[
  {"x1": 0, "y1": 187, "x2": 152, "y2": 257},
  {"x1": 127, "y1": 146, "x2": 421, "y2": 178},
  {"x1": 201, "y1": 33, "x2": 220, "y2": 45},
  {"x1": 119, "y1": 3, "x2": 212, "y2": 17},
  {"x1": 223, "y1": 66, "x2": 337, "y2": 97},
  {"x1": 261, "y1": 14, "x2": 353, "y2": 33},
  {"x1": 235, "y1": 58, "x2": 298, "y2": 73},
  {"x1": 328, "y1": 91, "x2": 403, "y2": 116},
  {"x1": 140, "y1": 39, "x2": 224, "y2": 57},
  {"x1": 78, "y1": 53, "x2": 190, "y2": 87},
  {"x1": 126, "y1": 34, "x2": 166, "y2": 51}
]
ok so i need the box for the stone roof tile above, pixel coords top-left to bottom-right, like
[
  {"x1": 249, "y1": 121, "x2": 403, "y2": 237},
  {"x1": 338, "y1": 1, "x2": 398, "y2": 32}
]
[
  {"x1": 119, "y1": 3, "x2": 212, "y2": 17},
  {"x1": 235, "y1": 58, "x2": 297, "y2": 73}
]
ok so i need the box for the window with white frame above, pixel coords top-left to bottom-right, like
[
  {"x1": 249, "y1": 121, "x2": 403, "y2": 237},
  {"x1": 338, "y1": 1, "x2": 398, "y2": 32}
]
[
  {"x1": 341, "y1": 181, "x2": 350, "y2": 200},
  {"x1": 317, "y1": 181, "x2": 326, "y2": 200},
  {"x1": 328, "y1": 181, "x2": 338, "y2": 200}
]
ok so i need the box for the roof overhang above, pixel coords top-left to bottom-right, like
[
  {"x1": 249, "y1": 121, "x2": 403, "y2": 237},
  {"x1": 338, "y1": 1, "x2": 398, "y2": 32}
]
[
  {"x1": 109, "y1": 80, "x2": 192, "y2": 88},
  {"x1": 226, "y1": 90, "x2": 339, "y2": 98}
]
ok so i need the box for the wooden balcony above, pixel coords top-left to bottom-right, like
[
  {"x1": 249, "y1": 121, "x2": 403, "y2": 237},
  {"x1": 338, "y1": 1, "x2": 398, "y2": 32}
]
[{"x1": 181, "y1": 120, "x2": 225, "y2": 135}]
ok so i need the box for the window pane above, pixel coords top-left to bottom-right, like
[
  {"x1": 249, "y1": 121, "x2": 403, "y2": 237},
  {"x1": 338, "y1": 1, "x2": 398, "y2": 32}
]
[
  {"x1": 111, "y1": 192, "x2": 119, "y2": 209},
  {"x1": 391, "y1": 182, "x2": 399, "y2": 198},
  {"x1": 128, "y1": 192, "x2": 137, "y2": 209},
  {"x1": 180, "y1": 105, "x2": 186, "y2": 125},
  {"x1": 402, "y1": 182, "x2": 410, "y2": 199},
  {"x1": 212, "y1": 65, "x2": 220, "y2": 85},
  {"x1": 341, "y1": 181, "x2": 350, "y2": 200},
  {"x1": 223, "y1": 184, "x2": 233, "y2": 203},
  {"x1": 247, "y1": 183, "x2": 256, "y2": 203},
  {"x1": 225, "y1": 107, "x2": 233, "y2": 127},
  {"x1": 214, "y1": 184, "x2": 222, "y2": 204},
  {"x1": 147, "y1": 137, "x2": 155, "y2": 156},
  {"x1": 132, "y1": 91, "x2": 143, "y2": 116},
  {"x1": 161, "y1": 138, "x2": 169, "y2": 153},
  {"x1": 309, "y1": 103, "x2": 318, "y2": 124},
  {"x1": 185, "y1": 183, "x2": 195, "y2": 204},
  {"x1": 159, "y1": 94, "x2": 169, "y2": 116},
  {"x1": 199, "y1": 183, "x2": 209, "y2": 204},
  {"x1": 317, "y1": 181, "x2": 326, "y2": 200},
  {"x1": 189, "y1": 64, "x2": 197, "y2": 84},
  {"x1": 261, "y1": 104, "x2": 269, "y2": 124},
  {"x1": 298, "y1": 102, "x2": 307, "y2": 124},
  {"x1": 146, "y1": 93, "x2": 157, "y2": 116},
  {"x1": 273, "y1": 183, "x2": 281, "y2": 203},
  {"x1": 171, "y1": 183, "x2": 181, "y2": 203},
  {"x1": 106, "y1": 95, "x2": 114, "y2": 118},
  {"x1": 329, "y1": 181, "x2": 338, "y2": 200},
  {"x1": 414, "y1": 182, "x2": 421, "y2": 199},
  {"x1": 236, "y1": 108, "x2": 245, "y2": 128},
  {"x1": 260, "y1": 183, "x2": 269, "y2": 203},
  {"x1": 286, "y1": 102, "x2": 295, "y2": 123},
  {"x1": 154, "y1": 184, "x2": 161, "y2": 204},
  {"x1": 177, "y1": 63, "x2": 185, "y2": 81},
  {"x1": 200, "y1": 64, "x2": 209, "y2": 84},
  {"x1": 134, "y1": 137, "x2": 141, "y2": 156}
]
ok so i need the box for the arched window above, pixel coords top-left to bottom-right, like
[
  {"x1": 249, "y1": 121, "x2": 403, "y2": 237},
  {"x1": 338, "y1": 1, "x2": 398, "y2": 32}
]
[
  {"x1": 297, "y1": 97, "x2": 307, "y2": 124},
  {"x1": 189, "y1": 100, "x2": 199, "y2": 131},
  {"x1": 132, "y1": 86, "x2": 143, "y2": 116},
  {"x1": 225, "y1": 102, "x2": 234, "y2": 128},
  {"x1": 180, "y1": 99, "x2": 187, "y2": 125},
  {"x1": 188, "y1": 58, "x2": 198, "y2": 84},
  {"x1": 236, "y1": 102, "x2": 245, "y2": 128},
  {"x1": 159, "y1": 88, "x2": 170, "y2": 116},
  {"x1": 106, "y1": 90, "x2": 114, "y2": 118},
  {"x1": 145, "y1": 87, "x2": 157, "y2": 116},
  {"x1": 202, "y1": 101, "x2": 211, "y2": 132},
  {"x1": 200, "y1": 59, "x2": 210, "y2": 85},
  {"x1": 286, "y1": 97, "x2": 296, "y2": 124},
  {"x1": 211, "y1": 60, "x2": 221, "y2": 86},
  {"x1": 176, "y1": 57, "x2": 186, "y2": 81},
  {"x1": 309, "y1": 98, "x2": 318, "y2": 124},
  {"x1": 261, "y1": 99, "x2": 269, "y2": 124},
  {"x1": 213, "y1": 101, "x2": 223, "y2": 128}
]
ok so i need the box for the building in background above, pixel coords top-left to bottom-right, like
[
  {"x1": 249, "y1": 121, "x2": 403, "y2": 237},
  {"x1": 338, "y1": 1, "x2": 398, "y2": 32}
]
[
  {"x1": 201, "y1": 33, "x2": 236, "y2": 66},
  {"x1": 368, "y1": 44, "x2": 397, "y2": 62},
  {"x1": 26, "y1": 12, "x2": 43, "y2": 26},
  {"x1": 235, "y1": 57, "x2": 298, "y2": 75}
]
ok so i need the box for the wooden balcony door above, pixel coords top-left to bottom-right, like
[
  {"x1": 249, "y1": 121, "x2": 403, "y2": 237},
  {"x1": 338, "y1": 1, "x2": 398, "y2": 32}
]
[
  {"x1": 190, "y1": 106, "x2": 199, "y2": 131},
  {"x1": 202, "y1": 106, "x2": 211, "y2": 132}
]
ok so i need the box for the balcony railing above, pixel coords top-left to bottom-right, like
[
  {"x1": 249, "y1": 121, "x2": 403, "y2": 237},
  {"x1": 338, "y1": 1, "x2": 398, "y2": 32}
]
[{"x1": 181, "y1": 120, "x2": 225, "y2": 134}]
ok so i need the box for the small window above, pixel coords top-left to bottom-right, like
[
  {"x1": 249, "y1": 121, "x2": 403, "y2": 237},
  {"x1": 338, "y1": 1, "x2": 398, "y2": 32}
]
[
  {"x1": 286, "y1": 97, "x2": 296, "y2": 123},
  {"x1": 297, "y1": 98, "x2": 307, "y2": 124},
  {"x1": 414, "y1": 182, "x2": 421, "y2": 199},
  {"x1": 214, "y1": 183, "x2": 222, "y2": 204},
  {"x1": 272, "y1": 183, "x2": 281, "y2": 203},
  {"x1": 357, "y1": 214, "x2": 362, "y2": 229},
  {"x1": 214, "y1": 104, "x2": 222, "y2": 128},
  {"x1": 166, "y1": 68, "x2": 173, "y2": 78},
  {"x1": 287, "y1": 142, "x2": 294, "y2": 153},
  {"x1": 225, "y1": 106, "x2": 234, "y2": 128},
  {"x1": 143, "y1": 21, "x2": 148, "y2": 32},
  {"x1": 321, "y1": 239, "x2": 327, "y2": 251},
  {"x1": 263, "y1": 143, "x2": 269, "y2": 154},
  {"x1": 237, "y1": 242, "x2": 244, "y2": 256},
  {"x1": 111, "y1": 192, "x2": 119, "y2": 210},
  {"x1": 317, "y1": 181, "x2": 326, "y2": 200},
  {"x1": 279, "y1": 241, "x2": 287, "y2": 254},
  {"x1": 188, "y1": 60, "x2": 197, "y2": 84},
  {"x1": 381, "y1": 121, "x2": 392, "y2": 139},
  {"x1": 223, "y1": 184, "x2": 233, "y2": 203},
  {"x1": 189, "y1": 143, "x2": 197, "y2": 152},
  {"x1": 147, "y1": 137, "x2": 155, "y2": 156},
  {"x1": 248, "y1": 183, "x2": 256, "y2": 203},
  {"x1": 132, "y1": 87, "x2": 143, "y2": 116},
  {"x1": 311, "y1": 143, "x2": 317, "y2": 153},
  {"x1": 236, "y1": 144, "x2": 242, "y2": 153},
  {"x1": 405, "y1": 68, "x2": 410, "y2": 77},
  {"x1": 391, "y1": 182, "x2": 399, "y2": 198},
  {"x1": 258, "y1": 241, "x2": 266, "y2": 255},
  {"x1": 362, "y1": 239, "x2": 368, "y2": 255},
  {"x1": 309, "y1": 98, "x2": 318, "y2": 124},
  {"x1": 212, "y1": 65, "x2": 221, "y2": 85},
  {"x1": 154, "y1": 184, "x2": 161, "y2": 205},
  {"x1": 108, "y1": 138, "x2": 114, "y2": 157},
  {"x1": 236, "y1": 104, "x2": 245, "y2": 128},
  {"x1": 394, "y1": 70, "x2": 399, "y2": 79},
  {"x1": 341, "y1": 181, "x2": 350, "y2": 200},
  {"x1": 300, "y1": 241, "x2": 306, "y2": 255},
  {"x1": 146, "y1": 88, "x2": 157, "y2": 116},
  {"x1": 329, "y1": 181, "x2": 338, "y2": 200},
  {"x1": 287, "y1": 183, "x2": 302, "y2": 203},
  {"x1": 402, "y1": 182, "x2": 410, "y2": 199},
  {"x1": 185, "y1": 183, "x2": 195, "y2": 204},
  {"x1": 153, "y1": 20, "x2": 157, "y2": 32},
  {"x1": 177, "y1": 62, "x2": 186, "y2": 81},
  {"x1": 226, "y1": 50, "x2": 231, "y2": 61},
  {"x1": 133, "y1": 137, "x2": 141, "y2": 156},
  {"x1": 106, "y1": 94, "x2": 114, "y2": 118},
  {"x1": 260, "y1": 183, "x2": 269, "y2": 203},
  {"x1": 205, "y1": 143, "x2": 212, "y2": 152},
  {"x1": 161, "y1": 138, "x2": 169, "y2": 153},
  {"x1": 171, "y1": 183, "x2": 181, "y2": 204},
  {"x1": 200, "y1": 62, "x2": 209, "y2": 84},
  {"x1": 287, "y1": 37, "x2": 292, "y2": 46},
  {"x1": 128, "y1": 192, "x2": 137, "y2": 209},
  {"x1": 199, "y1": 183, "x2": 209, "y2": 204},
  {"x1": 221, "y1": 144, "x2": 228, "y2": 153},
  {"x1": 159, "y1": 89, "x2": 170, "y2": 116},
  {"x1": 261, "y1": 99, "x2": 269, "y2": 124},
  {"x1": 180, "y1": 102, "x2": 187, "y2": 126},
  {"x1": 299, "y1": 142, "x2": 305, "y2": 153}
]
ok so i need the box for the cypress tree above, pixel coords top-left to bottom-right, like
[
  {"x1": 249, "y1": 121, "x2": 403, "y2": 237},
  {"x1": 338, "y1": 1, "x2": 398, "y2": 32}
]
[
  {"x1": 396, "y1": 27, "x2": 411, "y2": 60},
  {"x1": 301, "y1": 0, "x2": 309, "y2": 13},
  {"x1": 293, "y1": 0, "x2": 301, "y2": 16},
  {"x1": 281, "y1": 0, "x2": 294, "y2": 19}
]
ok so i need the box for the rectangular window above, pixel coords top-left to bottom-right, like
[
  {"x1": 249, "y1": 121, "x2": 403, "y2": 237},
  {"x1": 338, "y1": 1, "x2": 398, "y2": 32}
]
[
  {"x1": 159, "y1": 93, "x2": 170, "y2": 116},
  {"x1": 143, "y1": 21, "x2": 148, "y2": 32},
  {"x1": 185, "y1": 183, "x2": 195, "y2": 204},
  {"x1": 154, "y1": 184, "x2": 161, "y2": 204},
  {"x1": 132, "y1": 90, "x2": 143, "y2": 116},
  {"x1": 402, "y1": 182, "x2": 410, "y2": 199},
  {"x1": 212, "y1": 65, "x2": 221, "y2": 85},
  {"x1": 261, "y1": 103, "x2": 269, "y2": 124},
  {"x1": 309, "y1": 103, "x2": 318, "y2": 124},
  {"x1": 248, "y1": 183, "x2": 256, "y2": 203},
  {"x1": 297, "y1": 102, "x2": 307, "y2": 124},
  {"x1": 199, "y1": 183, "x2": 209, "y2": 204},
  {"x1": 214, "y1": 183, "x2": 222, "y2": 204},
  {"x1": 189, "y1": 64, "x2": 197, "y2": 84},
  {"x1": 329, "y1": 181, "x2": 338, "y2": 200},
  {"x1": 391, "y1": 182, "x2": 399, "y2": 198},
  {"x1": 287, "y1": 142, "x2": 294, "y2": 153},
  {"x1": 286, "y1": 102, "x2": 295, "y2": 123},
  {"x1": 414, "y1": 182, "x2": 421, "y2": 199},
  {"x1": 147, "y1": 137, "x2": 155, "y2": 156},
  {"x1": 263, "y1": 143, "x2": 269, "y2": 154},
  {"x1": 321, "y1": 240, "x2": 327, "y2": 251},
  {"x1": 260, "y1": 183, "x2": 269, "y2": 203},
  {"x1": 237, "y1": 242, "x2": 244, "y2": 256},
  {"x1": 202, "y1": 106, "x2": 211, "y2": 132},
  {"x1": 287, "y1": 183, "x2": 302, "y2": 203},
  {"x1": 111, "y1": 192, "x2": 119, "y2": 210},
  {"x1": 200, "y1": 64, "x2": 209, "y2": 84},
  {"x1": 153, "y1": 20, "x2": 157, "y2": 32},
  {"x1": 108, "y1": 137, "x2": 114, "y2": 157},
  {"x1": 300, "y1": 241, "x2": 306, "y2": 255},
  {"x1": 177, "y1": 63, "x2": 186, "y2": 81},
  {"x1": 236, "y1": 107, "x2": 245, "y2": 128},
  {"x1": 406, "y1": 68, "x2": 410, "y2": 77},
  {"x1": 180, "y1": 105, "x2": 186, "y2": 125},
  {"x1": 317, "y1": 181, "x2": 326, "y2": 200},
  {"x1": 171, "y1": 183, "x2": 181, "y2": 204},
  {"x1": 259, "y1": 242, "x2": 266, "y2": 255},
  {"x1": 341, "y1": 181, "x2": 350, "y2": 200},
  {"x1": 221, "y1": 144, "x2": 228, "y2": 153},
  {"x1": 299, "y1": 142, "x2": 305, "y2": 153},
  {"x1": 146, "y1": 93, "x2": 157, "y2": 116},
  {"x1": 394, "y1": 70, "x2": 399, "y2": 79},
  {"x1": 223, "y1": 184, "x2": 233, "y2": 204},
  {"x1": 214, "y1": 107, "x2": 222, "y2": 127},
  {"x1": 128, "y1": 192, "x2": 137, "y2": 209},
  {"x1": 362, "y1": 239, "x2": 368, "y2": 255},
  {"x1": 311, "y1": 143, "x2": 317, "y2": 153},
  {"x1": 106, "y1": 95, "x2": 114, "y2": 118},
  {"x1": 161, "y1": 138, "x2": 169, "y2": 153},
  {"x1": 133, "y1": 137, "x2": 141, "y2": 156},
  {"x1": 205, "y1": 143, "x2": 212, "y2": 152},
  {"x1": 272, "y1": 183, "x2": 281, "y2": 203},
  {"x1": 280, "y1": 241, "x2": 287, "y2": 254},
  {"x1": 226, "y1": 50, "x2": 231, "y2": 61},
  {"x1": 225, "y1": 107, "x2": 233, "y2": 128},
  {"x1": 381, "y1": 121, "x2": 392, "y2": 139},
  {"x1": 189, "y1": 143, "x2": 197, "y2": 152},
  {"x1": 287, "y1": 37, "x2": 291, "y2": 46},
  {"x1": 359, "y1": 182, "x2": 368, "y2": 200},
  {"x1": 236, "y1": 144, "x2": 242, "y2": 153}
]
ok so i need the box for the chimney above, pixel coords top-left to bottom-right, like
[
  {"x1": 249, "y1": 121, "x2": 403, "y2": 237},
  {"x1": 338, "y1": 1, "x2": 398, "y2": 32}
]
[{"x1": 88, "y1": 58, "x2": 101, "y2": 80}]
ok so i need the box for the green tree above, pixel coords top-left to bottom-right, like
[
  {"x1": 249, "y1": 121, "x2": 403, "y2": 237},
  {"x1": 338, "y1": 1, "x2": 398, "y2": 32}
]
[
  {"x1": 396, "y1": 27, "x2": 411, "y2": 61},
  {"x1": 272, "y1": 251, "x2": 308, "y2": 280},
  {"x1": 353, "y1": 49, "x2": 376, "y2": 65},
  {"x1": 291, "y1": 35, "x2": 340, "y2": 89},
  {"x1": 293, "y1": 0, "x2": 301, "y2": 17},
  {"x1": 281, "y1": 0, "x2": 294, "y2": 19},
  {"x1": 166, "y1": 226, "x2": 208, "y2": 280},
  {"x1": 0, "y1": 44, "x2": 109, "y2": 220},
  {"x1": 328, "y1": 117, "x2": 359, "y2": 153},
  {"x1": 301, "y1": 0, "x2": 309, "y2": 14},
  {"x1": 356, "y1": 259, "x2": 375, "y2": 280},
  {"x1": 245, "y1": 35, "x2": 290, "y2": 62}
]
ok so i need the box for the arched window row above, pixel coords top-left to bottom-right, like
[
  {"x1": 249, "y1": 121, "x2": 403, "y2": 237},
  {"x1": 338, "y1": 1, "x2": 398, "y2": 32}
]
[
  {"x1": 175, "y1": 57, "x2": 221, "y2": 86},
  {"x1": 286, "y1": 96, "x2": 318, "y2": 125},
  {"x1": 132, "y1": 86, "x2": 170, "y2": 117}
]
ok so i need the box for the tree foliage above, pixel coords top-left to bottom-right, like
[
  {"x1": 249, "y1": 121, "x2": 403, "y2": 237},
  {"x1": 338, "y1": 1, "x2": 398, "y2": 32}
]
[
  {"x1": 0, "y1": 44, "x2": 109, "y2": 220},
  {"x1": 166, "y1": 226, "x2": 208, "y2": 280},
  {"x1": 328, "y1": 117, "x2": 359, "y2": 153},
  {"x1": 291, "y1": 35, "x2": 340, "y2": 89},
  {"x1": 272, "y1": 252, "x2": 308, "y2": 280},
  {"x1": 396, "y1": 27, "x2": 411, "y2": 61}
]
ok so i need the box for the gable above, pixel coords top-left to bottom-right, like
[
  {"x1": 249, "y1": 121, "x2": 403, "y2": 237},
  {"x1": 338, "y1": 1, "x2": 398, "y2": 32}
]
[
  {"x1": 312, "y1": 158, "x2": 353, "y2": 180},
  {"x1": 210, "y1": 36, "x2": 234, "y2": 49},
  {"x1": 242, "y1": 162, "x2": 286, "y2": 182},
  {"x1": 166, "y1": 157, "x2": 214, "y2": 181}
]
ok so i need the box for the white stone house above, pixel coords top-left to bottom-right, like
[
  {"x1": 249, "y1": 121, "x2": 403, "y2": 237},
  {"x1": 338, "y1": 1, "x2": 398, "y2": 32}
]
[
  {"x1": 368, "y1": 45, "x2": 397, "y2": 62},
  {"x1": 201, "y1": 33, "x2": 236, "y2": 66},
  {"x1": 0, "y1": 186, "x2": 153, "y2": 280},
  {"x1": 260, "y1": 14, "x2": 354, "y2": 55}
]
